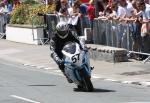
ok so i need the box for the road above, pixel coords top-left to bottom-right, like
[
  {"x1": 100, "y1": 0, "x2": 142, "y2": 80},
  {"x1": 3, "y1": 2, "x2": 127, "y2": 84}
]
[{"x1": 0, "y1": 59, "x2": 150, "y2": 103}]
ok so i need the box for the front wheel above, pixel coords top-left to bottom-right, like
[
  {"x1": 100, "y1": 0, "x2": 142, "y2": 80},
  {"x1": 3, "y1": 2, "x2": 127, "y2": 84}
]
[
  {"x1": 82, "y1": 75, "x2": 93, "y2": 92},
  {"x1": 80, "y1": 69, "x2": 94, "y2": 92}
]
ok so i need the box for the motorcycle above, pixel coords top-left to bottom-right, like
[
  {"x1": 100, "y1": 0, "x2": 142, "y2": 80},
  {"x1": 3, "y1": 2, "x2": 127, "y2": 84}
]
[{"x1": 62, "y1": 40, "x2": 94, "y2": 92}]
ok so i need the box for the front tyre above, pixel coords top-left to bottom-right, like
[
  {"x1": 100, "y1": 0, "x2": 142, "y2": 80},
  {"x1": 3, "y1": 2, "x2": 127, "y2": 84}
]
[
  {"x1": 82, "y1": 75, "x2": 93, "y2": 92},
  {"x1": 80, "y1": 69, "x2": 93, "y2": 92}
]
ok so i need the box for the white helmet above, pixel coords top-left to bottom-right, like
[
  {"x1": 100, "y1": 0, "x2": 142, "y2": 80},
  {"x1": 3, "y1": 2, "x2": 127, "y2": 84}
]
[{"x1": 56, "y1": 21, "x2": 69, "y2": 39}]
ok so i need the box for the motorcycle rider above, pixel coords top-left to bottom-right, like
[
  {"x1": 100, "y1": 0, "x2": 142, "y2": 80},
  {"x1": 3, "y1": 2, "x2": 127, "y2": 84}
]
[{"x1": 50, "y1": 21, "x2": 82, "y2": 83}]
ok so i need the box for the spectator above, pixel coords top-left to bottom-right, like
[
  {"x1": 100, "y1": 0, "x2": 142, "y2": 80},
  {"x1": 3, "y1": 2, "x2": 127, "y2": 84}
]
[
  {"x1": 130, "y1": 0, "x2": 142, "y2": 59},
  {"x1": 60, "y1": 7, "x2": 69, "y2": 16},
  {"x1": 108, "y1": 1, "x2": 118, "y2": 19},
  {"x1": 68, "y1": 0, "x2": 82, "y2": 36},
  {"x1": 103, "y1": 4, "x2": 112, "y2": 17},
  {"x1": 7, "y1": 0, "x2": 13, "y2": 13},
  {"x1": 80, "y1": 3, "x2": 90, "y2": 28},
  {"x1": 60, "y1": 0, "x2": 69, "y2": 9},
  {"x1": 87, "y1": 0, "x2": 95, "y2": 29},
  {"x1": 0, "y1": 2, "x2": 8, "y2": 34},
  {"x1": 115, "y1": 0, "x2": 134, "y2": 48},
  {"x1": 58, "y1": 0, "x2": 69, "y2": 15},
  {"x1": 73, "y1": 0, "x2": 89, "y2": 28},
  {"x1": 136, "y1": 0, "x2": 150, "y2": 58},
  {"x1": 55, "y1": 0, "x2": 61, "y2": 12},
  {"x1": 0, "y1": 3, "x2": 5, "y2": 14},
  {"x1": 117, "y1": 0, "x2": 127, "y2": 18},
  {"x1": 98, "y1": 0, "x2": 112, "y2": 19},
  {"x1": 116, "y1": 0, "x2": 128, "y2": 48},
  {"x1": 95, "y1": 0, "x2": 105, "y2": 17},
  {"x1": 126, "y1": 0, "x2": 134, "y2": 18},
  {"x1": 79, "y1": 2, "x2": 87, "y2": 16},
  {"x1": 80, "y1": 0, "x2": 89, "y2": 3}
]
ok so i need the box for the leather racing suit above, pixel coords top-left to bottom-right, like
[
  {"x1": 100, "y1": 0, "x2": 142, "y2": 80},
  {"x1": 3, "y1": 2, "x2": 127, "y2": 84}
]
[{"x1": 50, "y1": 31, "x2": 81, "y2": 71}]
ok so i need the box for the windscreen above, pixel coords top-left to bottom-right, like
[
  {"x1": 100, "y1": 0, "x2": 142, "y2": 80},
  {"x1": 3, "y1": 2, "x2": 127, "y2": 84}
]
[{"x1": 63, "y1": 42, "x2": 76, "y2": 54}]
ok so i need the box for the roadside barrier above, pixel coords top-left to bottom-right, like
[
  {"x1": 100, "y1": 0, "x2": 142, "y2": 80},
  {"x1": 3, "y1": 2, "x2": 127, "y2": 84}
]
[
  {"x1": 93, "y1": 18, "x2": 150, "y2": 63},
  {"x1": 32, "y1": 13, "x2": 58, "y2": 45},
  {"x1": 0, "y1": 15, "x2": 6, "y2": 39}
]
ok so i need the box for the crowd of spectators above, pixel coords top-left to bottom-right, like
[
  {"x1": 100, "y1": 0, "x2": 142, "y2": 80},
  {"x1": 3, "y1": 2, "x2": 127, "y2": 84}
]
[
  {"x1": 53, "y1": 0, "x2": 150, "y2": 60},
  {"x1": 97, "y1": 0, "x2": 150, "y2": 60},
  {"x1": 53, "y1": 0, "x2": 95, "y2": 36}
]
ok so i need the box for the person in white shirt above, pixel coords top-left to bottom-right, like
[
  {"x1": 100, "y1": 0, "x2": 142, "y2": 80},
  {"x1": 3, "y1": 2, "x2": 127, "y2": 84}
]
[
  {"x1": 116, "y1": 0, "x2": 128, "y2": 48},
  {"x1": 117, "y1": 0, "x2": 135, "y2": 48},
  {"x1": 136, "y1": 0, "x2": 150, "y2": 57}
]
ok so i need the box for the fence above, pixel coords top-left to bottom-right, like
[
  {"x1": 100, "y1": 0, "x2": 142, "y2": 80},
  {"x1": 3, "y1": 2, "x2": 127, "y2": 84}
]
[
  {"x1": 31, "y1": 13, "x2": 58, "y2": 45},
  {"x1": 0, "y1": 15, "x2": 6, "y2": 39},
  {"x1": 93, "y1": 18, "x2": 150, "y2": 63}
]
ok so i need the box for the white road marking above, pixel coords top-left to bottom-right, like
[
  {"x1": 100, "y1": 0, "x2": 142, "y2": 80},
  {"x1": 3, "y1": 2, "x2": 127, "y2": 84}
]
[
  {"x1": 44, "y1": 67, "x2": 53, "y2": 70},
  {"x1": 105, "y1": 78, "x2": 118, "y2": 82},
  {"x1": 54, "y1": 70, "x2": 61, "y2": 72},
  {"x1": 92, "y1": 75, "x2": 102, "y2": 79},
  {"x1": 141, "y1": 82, "x2": 150, "y2": 86},
  {"x1": 122, "y1": 81, "x2": 133, "y2": 84},
  {"x1": 10, "y1": 95, "x2": 40, "y2": 103},
  {"x1": 36, "y1": 66, "x2": 45, "y2": 69}
]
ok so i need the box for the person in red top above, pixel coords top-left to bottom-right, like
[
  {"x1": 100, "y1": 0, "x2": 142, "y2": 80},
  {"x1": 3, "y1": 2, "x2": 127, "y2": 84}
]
[
  {"x1": 80, "y1": 0, "x2": 90, "y2": 3},
  {"x1": 87, "y1": 0, "x2": 95, "y2": 29}
]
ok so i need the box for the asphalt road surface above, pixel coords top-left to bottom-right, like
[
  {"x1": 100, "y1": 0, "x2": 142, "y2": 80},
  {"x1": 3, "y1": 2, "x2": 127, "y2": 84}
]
[{"x1": 0, "y1": 59, "x2": 150, "y2": 103}]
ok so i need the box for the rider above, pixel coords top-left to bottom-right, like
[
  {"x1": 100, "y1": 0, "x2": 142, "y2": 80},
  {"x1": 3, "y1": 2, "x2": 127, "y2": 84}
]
[{"x1": 50, "y1": 21, "x2": 82, "y2": 83}]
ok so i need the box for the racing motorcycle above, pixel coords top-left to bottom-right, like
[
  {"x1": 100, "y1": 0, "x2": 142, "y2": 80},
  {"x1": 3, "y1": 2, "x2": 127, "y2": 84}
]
[{"x1": 62, "y1": 40, "x2": 94, "y2": 92}]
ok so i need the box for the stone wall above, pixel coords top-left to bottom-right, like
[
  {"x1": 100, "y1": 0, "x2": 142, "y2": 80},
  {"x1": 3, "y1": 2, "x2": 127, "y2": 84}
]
[{"x1": 86, "y1": 44, "x2": 128, "y2": 63}]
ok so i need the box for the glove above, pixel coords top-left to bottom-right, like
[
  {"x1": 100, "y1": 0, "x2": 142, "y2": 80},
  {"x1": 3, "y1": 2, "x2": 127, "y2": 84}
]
[
  {"x1": 51, "y1": 53, "x2": 63, "y2": 65},
  {"x1": 57, "y1": 59, "x2": 64, "y2": 65}
]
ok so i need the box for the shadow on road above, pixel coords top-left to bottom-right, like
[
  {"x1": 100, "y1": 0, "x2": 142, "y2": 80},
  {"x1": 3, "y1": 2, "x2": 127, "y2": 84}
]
[
  {"x1": 92, "y1": 88, "x2": 116, "y2": 93},
  {"x1": 28, "y1": 84, "x2": 56, "y2": 87},
  {"x1": 73, "y1": 88, "x2": 115, "y2": 93}
]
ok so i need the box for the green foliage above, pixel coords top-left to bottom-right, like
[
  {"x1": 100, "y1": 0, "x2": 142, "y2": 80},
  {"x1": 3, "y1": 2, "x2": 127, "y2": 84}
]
[
  {"x1": 9, "y1": 2, "x2": 55, "y2": 26},
  {"x1": 23, "y1": 0, "x2": 39, "y2": 4}
]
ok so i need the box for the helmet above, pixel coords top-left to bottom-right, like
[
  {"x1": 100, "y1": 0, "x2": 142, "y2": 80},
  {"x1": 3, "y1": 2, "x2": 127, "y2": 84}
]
[{"x1": 56, "y1": 21, "x2": 69, "y2": 39}]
